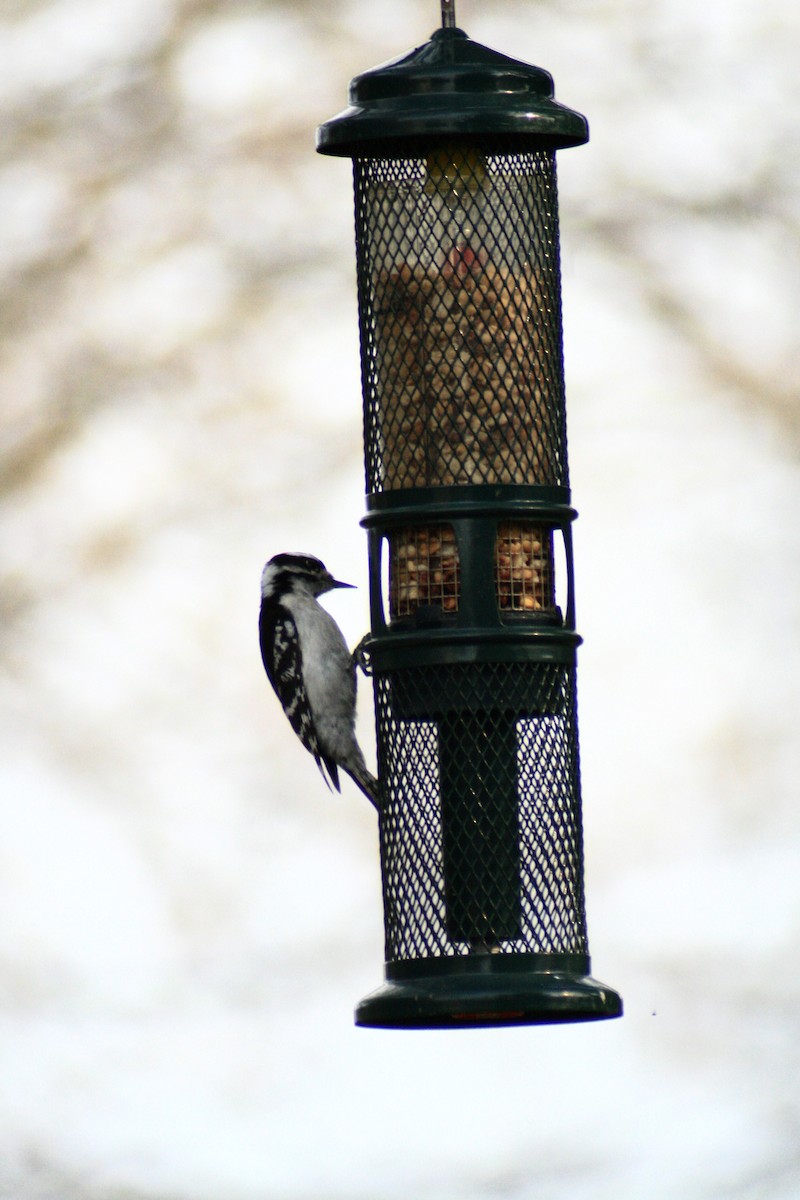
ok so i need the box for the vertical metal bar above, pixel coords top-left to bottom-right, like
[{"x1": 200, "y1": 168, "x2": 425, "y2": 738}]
[
  {"x1": 440, "y1": 710, "x2": 522, "y2": 944},
  {"x1": 441, "y1": 0, "x2": 457, "y2": 30}
]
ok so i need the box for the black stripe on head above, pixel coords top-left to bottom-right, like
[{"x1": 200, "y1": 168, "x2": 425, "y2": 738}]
[
  {"x1": 268, "y1": 553, "x2": 326, "y2": 575},
  {"x1": 261, "y1": 552, "x2": 329, "y2": 600}
]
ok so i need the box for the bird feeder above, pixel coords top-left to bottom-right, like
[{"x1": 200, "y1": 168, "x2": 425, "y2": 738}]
[{"x1": 317, "y1": 2, "x2": 622, "y2": 1028}]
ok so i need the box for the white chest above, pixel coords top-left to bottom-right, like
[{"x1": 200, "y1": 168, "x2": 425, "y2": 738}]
[{"x1": 285, "y1": 593, "x2": 354, "y2": 719}]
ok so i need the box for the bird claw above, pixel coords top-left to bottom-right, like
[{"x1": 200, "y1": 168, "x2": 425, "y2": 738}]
[{"x1": 352, "y1": 634, "x2": 373, "y2": 676}]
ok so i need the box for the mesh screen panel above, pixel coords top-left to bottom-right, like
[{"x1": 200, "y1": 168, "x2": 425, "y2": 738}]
[
  {"x1": 375, "y1": 661, "x2": 588, "y2": 961},
  {"x1": 354, "y1": 147, "x2": 568, "y2": 494},
  {"x1": 389, "y1": 524, "x2": 460, "y2": 618},
  {"x1": 495, "y1": 520, "x2": 555, "y2": 614}
]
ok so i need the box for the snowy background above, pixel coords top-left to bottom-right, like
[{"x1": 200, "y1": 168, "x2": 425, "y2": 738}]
[{"x1": 1, "y1": 0, "x2": 799, "y2": 1197}]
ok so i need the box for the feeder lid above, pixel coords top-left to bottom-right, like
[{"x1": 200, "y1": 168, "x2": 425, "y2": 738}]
[{"x1": 317, "y1": 26, "x2": 588, "y2": 157}]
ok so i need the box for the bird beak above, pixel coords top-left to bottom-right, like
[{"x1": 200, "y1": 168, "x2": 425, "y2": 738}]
[{"x1": 329, "y1": 576, "x2": 355, "y2": 590}]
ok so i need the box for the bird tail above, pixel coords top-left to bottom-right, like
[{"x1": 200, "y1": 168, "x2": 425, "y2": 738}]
[{"x1": 344, "y1": 761, "x2": 382, "y2": 812}]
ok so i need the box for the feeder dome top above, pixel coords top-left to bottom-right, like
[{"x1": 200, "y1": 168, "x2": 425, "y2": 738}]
[{"x1": 317, "y1": 25, "x2": 588, "y2": 157}]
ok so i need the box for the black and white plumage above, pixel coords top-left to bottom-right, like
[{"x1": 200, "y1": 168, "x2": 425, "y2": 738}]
[{"x1": 259, "y1": 552, "x2": 380, "y2": 811}]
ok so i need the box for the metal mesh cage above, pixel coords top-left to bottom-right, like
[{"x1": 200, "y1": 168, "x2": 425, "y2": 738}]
[
  {"x1": 354, "y1": 146, "x2": 568, "y2": 495},
  {"x1": 374, "y1": 660, "x2": 588, "y2": 961}
]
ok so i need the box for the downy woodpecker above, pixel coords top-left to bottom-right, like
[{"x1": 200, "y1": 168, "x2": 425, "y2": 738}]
[{"x1": 259, "y1": 553, "x2": 380, "y2": 810}]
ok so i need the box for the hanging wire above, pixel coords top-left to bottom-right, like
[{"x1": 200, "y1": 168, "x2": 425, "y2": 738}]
[{"x1": 441, "y1": 0, "x2": 456, "y2": 29}]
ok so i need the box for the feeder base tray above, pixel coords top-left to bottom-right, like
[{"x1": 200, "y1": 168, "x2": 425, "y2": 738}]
[{"x1": 355, "y1": 953, "x2": 622, "y2": 1029}]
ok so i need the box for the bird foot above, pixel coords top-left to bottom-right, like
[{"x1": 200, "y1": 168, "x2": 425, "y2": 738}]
[{"x1": 352, "y1": 634, "x2": 373, "y2": 676}]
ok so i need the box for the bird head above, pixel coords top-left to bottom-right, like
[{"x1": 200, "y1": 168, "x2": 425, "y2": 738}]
[{"x1": 261, "y1": 553, "x2": 354, "y2": 601}]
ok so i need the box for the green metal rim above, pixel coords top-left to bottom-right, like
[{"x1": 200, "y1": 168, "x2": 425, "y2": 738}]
[
  {"x1": 385, "y1": 952, "x2": 590, "y2": 979},
  {"x1": 361, "y1": 484, "x2": 576, "y2": 529},
  {"x1": 355, "y1": 960, "x2": 623, "y2": 1029},
  {"x1": 364, "y1": 627, "x2": 580, "y2": 672}
]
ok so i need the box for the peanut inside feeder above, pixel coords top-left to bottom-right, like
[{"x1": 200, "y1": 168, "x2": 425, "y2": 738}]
[
  {"x1": 376, "y1": 254, "x2": 552, "y2": 491},
  {"x1": 389, "y1": 524, "x2": 460, "y2": 619},
  {"x1": 494, "y1": 521, "x2": 555, "y2": 614}
]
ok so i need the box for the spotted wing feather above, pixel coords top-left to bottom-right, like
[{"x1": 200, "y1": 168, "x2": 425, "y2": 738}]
[{"x1": 259, "y1": 601, "x2": 341, "y2": 792}]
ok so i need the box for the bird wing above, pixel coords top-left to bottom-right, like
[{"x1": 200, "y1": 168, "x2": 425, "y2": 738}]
[{"x1": 259, "y1": 605, "x2": 341, "y2": 792}]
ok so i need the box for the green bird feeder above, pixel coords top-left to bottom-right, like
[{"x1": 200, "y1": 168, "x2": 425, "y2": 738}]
[{"x1": 317, "y1": 0, "x2": 622, "y2": 1028}]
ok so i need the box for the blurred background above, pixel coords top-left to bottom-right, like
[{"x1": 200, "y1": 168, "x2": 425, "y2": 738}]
[{"x1": 1, "y1": 0, "x2": 799, "y2": 1196}]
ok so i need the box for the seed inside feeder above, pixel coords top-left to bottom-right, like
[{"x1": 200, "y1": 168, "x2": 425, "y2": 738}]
[
  {"x1": 375, "y1": 254, "x2": 554, "y2": 491},
  {"x1": 389, "y1": 524, "x2": 460, "y2": 619},
  {"x1": 494, "y1": 521, "x2": 556, "y2": 614}
]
